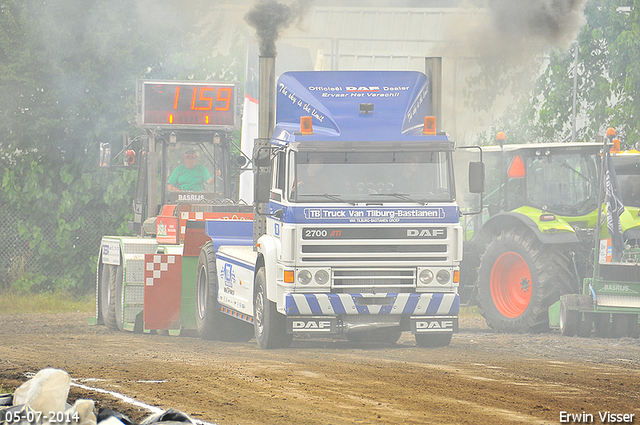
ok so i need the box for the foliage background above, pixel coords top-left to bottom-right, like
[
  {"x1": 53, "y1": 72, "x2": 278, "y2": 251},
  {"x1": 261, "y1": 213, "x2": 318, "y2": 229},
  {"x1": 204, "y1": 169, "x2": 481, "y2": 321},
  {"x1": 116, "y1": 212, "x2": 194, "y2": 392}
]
[
  {"x1": 1, "y1": 0, "x2": 640, "y2": 294},
  {"x1": 0, "y1": 0, "x2": 244, "y2": 294},
  {"x1": 470, "y1": 0, "x2": 640, "y2": 147}
]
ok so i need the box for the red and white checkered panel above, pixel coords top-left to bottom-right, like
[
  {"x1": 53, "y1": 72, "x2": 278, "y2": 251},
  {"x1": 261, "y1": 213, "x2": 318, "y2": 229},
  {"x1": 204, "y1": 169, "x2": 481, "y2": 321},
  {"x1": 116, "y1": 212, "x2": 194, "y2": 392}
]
[{"x1": 143, "y1": 254, "x2": 182, "y2": 330}]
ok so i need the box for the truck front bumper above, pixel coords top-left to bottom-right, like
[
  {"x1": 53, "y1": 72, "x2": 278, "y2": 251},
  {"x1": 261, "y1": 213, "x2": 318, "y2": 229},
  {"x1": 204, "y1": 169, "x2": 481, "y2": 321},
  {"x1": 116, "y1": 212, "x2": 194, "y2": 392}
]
[{"x1": 284, "y1": 292, "x2": 459, "y2": 316}]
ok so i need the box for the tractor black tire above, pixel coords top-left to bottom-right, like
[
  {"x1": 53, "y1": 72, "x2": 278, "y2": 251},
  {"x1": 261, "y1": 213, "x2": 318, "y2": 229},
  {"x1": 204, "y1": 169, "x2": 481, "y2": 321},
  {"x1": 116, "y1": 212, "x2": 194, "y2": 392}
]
[
  {"x1": 576, "y1": 314, "x2": 593, "y2": 338},
  {"x1": 593, "y1": 313, "x2": 611, "y2": 337},
  {"x1": 99, "y1": 263, "x2": 124, "y2": 332},
  {"x1": 476, "y1": 228, "x2": 573, "y2": 333},
  {"x1": 345, "y1": 327, "x2": 403, "y2": 345},
  {"x1": 559, "y1": 300, "x2": 578, "y2": 337},
  {"x1": 414, "y1": 333, "x2": 452, "y2": 348},
  {"x1": 612, "y1": 314, "x2": 639, "y2": 338},
  {"x1": 195, "y1": 242, "x2": 254, "y2": 342},
  {"x1": 254, "y1": 267, "x2": 293, "y2": 349}
]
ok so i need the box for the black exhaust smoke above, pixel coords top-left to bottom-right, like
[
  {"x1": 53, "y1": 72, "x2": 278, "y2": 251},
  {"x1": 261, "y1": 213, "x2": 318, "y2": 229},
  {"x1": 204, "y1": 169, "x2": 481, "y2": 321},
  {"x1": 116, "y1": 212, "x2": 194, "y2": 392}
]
[
  {"x1": 245, "y1": 0, "x2": 312, "y2": 58},
  {"x1": 245, "y1": 0, "x2": 312, "y2": 139}
]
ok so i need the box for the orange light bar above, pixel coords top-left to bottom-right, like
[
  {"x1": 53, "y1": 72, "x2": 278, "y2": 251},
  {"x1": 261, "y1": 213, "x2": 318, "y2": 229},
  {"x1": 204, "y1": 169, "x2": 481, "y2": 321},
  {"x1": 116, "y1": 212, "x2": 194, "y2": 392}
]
[
  {"x1": 497, "y1": 132, "x2": 506, "y2": 142},
  {"x1": 606, "y1": 127, "x2": 616, "y2": 137},
  {"x1": 423, "y1": 116, "x2": 436, "y2": 135},
  {"x1": 508, "y1": 155, "x2": 525, "y2": 179},
  {"x1": 284, "y1": 270, "x2": 295, "y2": 283},
  {"x1": 169, "y1": 114, "x2": 174, "y2": 124},
  {"x1": 300, "y1": 116, "x2": 313, "y2": 135}
]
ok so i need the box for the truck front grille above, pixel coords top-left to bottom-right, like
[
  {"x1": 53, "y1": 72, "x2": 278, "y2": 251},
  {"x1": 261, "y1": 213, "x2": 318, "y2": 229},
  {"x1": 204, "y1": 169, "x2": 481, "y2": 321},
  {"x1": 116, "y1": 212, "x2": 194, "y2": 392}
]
[
  {"x1": 300, "y1": 244, "x2": 447, "y2": 262},
  {"x1": 332, "y1": 267, "x2": 416, "y2": 293}
]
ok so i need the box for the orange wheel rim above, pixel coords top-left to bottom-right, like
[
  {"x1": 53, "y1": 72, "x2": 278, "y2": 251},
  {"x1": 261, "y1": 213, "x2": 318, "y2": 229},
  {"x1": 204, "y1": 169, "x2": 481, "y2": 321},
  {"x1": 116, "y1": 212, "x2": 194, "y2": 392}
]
[{"x1": 490, "y1": 252, "x2": 532, "y2": 318}]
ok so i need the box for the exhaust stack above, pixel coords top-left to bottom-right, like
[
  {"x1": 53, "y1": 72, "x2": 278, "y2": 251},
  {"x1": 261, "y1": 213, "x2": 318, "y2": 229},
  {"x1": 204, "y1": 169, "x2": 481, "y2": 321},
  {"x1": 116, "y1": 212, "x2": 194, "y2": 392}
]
[
  {"x1": 258, "y1": 56, "x2": 276, "y2": 140},
  {"x1": 253, "y1": 55, "x2": 277, "y2": 245},
  {"x1": 425, "y1": 57, "x2": 442, "y2": 133}
]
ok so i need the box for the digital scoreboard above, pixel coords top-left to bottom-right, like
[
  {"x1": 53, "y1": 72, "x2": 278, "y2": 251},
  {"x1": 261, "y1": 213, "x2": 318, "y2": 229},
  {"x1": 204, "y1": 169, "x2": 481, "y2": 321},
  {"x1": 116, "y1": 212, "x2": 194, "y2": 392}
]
[{"x1": 136, "y1": 80, "x2": 241, "y2": 130}]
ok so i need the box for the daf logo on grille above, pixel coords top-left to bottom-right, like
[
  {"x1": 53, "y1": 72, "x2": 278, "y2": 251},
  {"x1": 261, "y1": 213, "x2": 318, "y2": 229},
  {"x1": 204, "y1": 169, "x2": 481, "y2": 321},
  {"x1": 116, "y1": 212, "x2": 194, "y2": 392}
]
[{"x1": 407, "y1": 229, "x2": 446, "y2": 238}]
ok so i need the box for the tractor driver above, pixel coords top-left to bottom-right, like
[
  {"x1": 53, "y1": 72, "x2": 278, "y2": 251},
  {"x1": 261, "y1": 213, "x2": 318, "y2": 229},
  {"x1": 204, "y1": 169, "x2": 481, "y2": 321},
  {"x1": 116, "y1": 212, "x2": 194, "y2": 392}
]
[{"x1": 167, "y1": 149, "x2": 214, "y2": 191}]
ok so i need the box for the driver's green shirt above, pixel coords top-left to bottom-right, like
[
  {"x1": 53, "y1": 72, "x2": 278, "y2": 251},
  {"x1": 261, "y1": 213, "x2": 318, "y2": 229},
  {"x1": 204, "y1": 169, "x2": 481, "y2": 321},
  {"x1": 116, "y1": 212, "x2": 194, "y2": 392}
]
[{"x1": 168, "y1": 164, "x2": 211, "y2": 191}]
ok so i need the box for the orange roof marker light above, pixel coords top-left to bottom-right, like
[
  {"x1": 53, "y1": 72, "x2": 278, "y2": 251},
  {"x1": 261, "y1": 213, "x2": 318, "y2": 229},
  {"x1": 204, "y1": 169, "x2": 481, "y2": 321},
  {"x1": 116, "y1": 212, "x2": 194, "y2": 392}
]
[
  {"x1": 612, "y1": 138, "x2": 621, "y2": 152},
  {"x1": 423, "y1": 116, "x2": 436, "y2": 135},
  {"x1": 300, "y1": 116, "x2": 313, "y2": 135},
  {"x1": 606, "y1": 127, "x2": 619, "y2": 151},
  {"x1": 508, "y1": 155, "x2": 525, "y2": 179}
]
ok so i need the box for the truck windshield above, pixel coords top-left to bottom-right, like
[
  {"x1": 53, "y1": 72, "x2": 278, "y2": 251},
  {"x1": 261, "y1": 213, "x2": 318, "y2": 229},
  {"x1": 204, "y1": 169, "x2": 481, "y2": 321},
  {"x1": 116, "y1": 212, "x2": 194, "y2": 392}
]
[
  {"x1": 526, "y1": 152, "x2": 599, "y2": 216},
  {"x1": 289, "y1": 150, "x2": 453, "y2": 204}
]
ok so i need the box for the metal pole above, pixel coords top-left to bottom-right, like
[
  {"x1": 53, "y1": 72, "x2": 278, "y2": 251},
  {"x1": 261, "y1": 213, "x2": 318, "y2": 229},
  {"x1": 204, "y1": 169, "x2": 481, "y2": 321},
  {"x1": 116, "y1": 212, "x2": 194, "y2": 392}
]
[{"x1": 572, "y1": 41, "x2": 579, "y2": 143}]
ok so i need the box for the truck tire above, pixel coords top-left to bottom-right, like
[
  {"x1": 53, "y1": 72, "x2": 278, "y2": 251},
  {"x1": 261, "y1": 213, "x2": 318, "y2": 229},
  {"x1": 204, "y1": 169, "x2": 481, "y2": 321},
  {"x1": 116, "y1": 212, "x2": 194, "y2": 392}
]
[
  {"x1": 196, "y1": 242, "x2": 254, "y2": 342},
  {"x1": 99, "y1": 263, "x2": 124, "y2": 332},
  {"x1": 476, "y1": 228, "x2": 571, "y2": 333},
  {"x1": 254, "y1": 267, "x2": 292, "y2": 349},
  {"x1": 414, "y1": 333, "x2": 452, "y2": 348}
]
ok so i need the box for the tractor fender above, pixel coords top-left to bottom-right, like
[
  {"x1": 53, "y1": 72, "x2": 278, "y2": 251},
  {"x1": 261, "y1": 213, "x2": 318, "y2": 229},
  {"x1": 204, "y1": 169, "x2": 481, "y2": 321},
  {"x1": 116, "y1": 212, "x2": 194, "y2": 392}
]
[
  {"x1": 255, "y1": 234, "x2": 281, "y2": 304},
  {"x1": 475, "y1": 212, "x2": 580, "y2": 247}
]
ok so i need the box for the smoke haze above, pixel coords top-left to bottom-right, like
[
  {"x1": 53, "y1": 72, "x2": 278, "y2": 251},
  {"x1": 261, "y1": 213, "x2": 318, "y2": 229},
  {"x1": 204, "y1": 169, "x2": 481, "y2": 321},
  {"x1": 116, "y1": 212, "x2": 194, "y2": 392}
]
[
  {"x1": 245, "y1": 0, "x2": 313, "y2": 57},
  {"x1": 452, "y1": 0, "x2": 588, "y2": 62}
]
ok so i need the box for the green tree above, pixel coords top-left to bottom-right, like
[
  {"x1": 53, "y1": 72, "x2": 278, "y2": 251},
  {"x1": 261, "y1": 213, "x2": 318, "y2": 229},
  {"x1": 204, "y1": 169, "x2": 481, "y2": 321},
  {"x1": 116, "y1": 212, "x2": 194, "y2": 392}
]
[
  {"x1": 0, "y1": 0, "x2": 243, "y2": 293},
  {"x1": 491, "y1": 1, "x2": 640, "y2": 145}
]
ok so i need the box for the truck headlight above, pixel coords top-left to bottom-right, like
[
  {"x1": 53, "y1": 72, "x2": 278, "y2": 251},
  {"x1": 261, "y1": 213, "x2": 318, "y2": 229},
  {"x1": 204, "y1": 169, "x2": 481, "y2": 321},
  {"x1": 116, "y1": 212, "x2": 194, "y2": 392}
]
[
  {"x1": 314, "y1": 270, "x2": 330, "y2": 285},
  {"x1": 419, "y1": 269, "x2": 434, "y2": 284},
  {"x1": 436, "y1": 270, "x2": 450, "y2": 285},
  {"x1": 297, "y1": 270, "x2": 312, "y2": 285}
]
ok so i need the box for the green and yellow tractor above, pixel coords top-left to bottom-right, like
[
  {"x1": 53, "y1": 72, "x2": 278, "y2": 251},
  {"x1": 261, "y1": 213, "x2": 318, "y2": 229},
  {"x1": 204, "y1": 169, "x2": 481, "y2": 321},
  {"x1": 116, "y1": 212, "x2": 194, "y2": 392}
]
[{"x1": 457, "y1": 131, "x2": 640, "y2": 335}]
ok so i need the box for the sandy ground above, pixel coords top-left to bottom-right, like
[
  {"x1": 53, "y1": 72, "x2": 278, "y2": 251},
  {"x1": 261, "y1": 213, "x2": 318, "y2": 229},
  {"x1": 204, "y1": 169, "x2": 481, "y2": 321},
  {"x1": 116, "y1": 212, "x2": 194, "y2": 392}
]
[{"x1": 1, "y1": 312, "x2": 639, "y2": 425}]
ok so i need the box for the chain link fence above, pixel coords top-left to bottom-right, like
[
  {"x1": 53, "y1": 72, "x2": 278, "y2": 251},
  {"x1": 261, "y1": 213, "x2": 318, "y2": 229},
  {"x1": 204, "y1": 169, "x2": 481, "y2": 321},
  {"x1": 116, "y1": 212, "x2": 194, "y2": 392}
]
[{"x1": 0, "y1": 203, "x2": 121, "y2": 293}]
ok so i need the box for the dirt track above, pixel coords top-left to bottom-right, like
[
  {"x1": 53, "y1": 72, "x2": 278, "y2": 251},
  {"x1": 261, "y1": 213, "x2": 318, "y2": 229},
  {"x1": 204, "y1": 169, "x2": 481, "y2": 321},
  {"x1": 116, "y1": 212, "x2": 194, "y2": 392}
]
[{"x1": 1, "y1": 312, "x2": 639, "y2": 425}]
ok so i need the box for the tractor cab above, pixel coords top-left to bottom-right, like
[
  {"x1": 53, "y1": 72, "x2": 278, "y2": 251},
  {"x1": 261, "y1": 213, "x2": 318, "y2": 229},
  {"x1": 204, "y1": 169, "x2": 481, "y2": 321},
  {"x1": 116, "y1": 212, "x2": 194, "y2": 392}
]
[{"x1": 98, "y1": 80, "x2": 251, "y2": 242}]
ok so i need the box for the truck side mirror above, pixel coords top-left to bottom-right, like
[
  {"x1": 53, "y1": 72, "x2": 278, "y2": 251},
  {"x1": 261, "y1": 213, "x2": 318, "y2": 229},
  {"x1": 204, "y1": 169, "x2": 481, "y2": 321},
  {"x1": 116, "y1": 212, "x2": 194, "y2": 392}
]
[
  {"x1": 255, "y1": 168, "x2": 272, "y2": 204},
  {"x1": 255, "y1": 147, "x2": 271, "y2": 167},
  {"x1": 468, "y1": 161, "x2": 485, "y2": 194}
]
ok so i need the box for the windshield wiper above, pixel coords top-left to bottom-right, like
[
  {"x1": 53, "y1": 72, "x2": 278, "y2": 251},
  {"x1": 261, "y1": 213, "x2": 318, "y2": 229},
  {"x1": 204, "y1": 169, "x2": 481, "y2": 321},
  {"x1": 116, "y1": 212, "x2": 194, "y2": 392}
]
[
  {"x1": 369, "y1": 192, "x2": 428, "y2": 205},
  {"x1": 561, "y1": 162, "x2": 590, "y2": 183},
  {"x1": 299, "y1": 193, "x2": 356, "y2": 205}
]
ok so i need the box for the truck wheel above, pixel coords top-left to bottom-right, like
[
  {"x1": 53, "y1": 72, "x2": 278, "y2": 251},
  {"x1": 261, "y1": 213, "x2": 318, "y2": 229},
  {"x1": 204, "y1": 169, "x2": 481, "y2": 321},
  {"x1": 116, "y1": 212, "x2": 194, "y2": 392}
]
[
  {"x1": 414, "y1": 333, "x2": 452, "y2": 348},
  {"x1": 559, "y1": 300, "x2": 578, "y2": 337},
  {"x1": 476, "y1": 228, "x2": 570, "y2": 333},
  {"x1": 196, "y1": 242, "x2": 218, "y2": 340},
  {"x1": 99, "y1": 263, "x2": 124, "y2": 332},
  {"x1": 254, "y1": 267, "x2": 292, "y2": 349},
  {"x1": 196, "y1": 242, "x2": 254, "y2": 342},
  {"x1": 345, "y1": 327, "x2": 402, "y2": 345}
]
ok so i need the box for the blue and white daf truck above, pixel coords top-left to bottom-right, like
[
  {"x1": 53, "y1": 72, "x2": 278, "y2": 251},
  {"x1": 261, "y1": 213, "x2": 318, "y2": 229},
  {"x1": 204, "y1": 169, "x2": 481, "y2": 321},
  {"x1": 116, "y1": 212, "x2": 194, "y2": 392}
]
[{"x1": 195, "y1": 67, "x2": 484, "y2": 348}]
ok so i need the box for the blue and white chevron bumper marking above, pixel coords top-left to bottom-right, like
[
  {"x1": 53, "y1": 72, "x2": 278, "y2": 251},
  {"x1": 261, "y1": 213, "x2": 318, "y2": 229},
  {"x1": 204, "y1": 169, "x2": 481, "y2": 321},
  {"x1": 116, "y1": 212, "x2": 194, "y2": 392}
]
[{"x1": 285, "y1": 293, "x2": 459, "y2": 316}]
